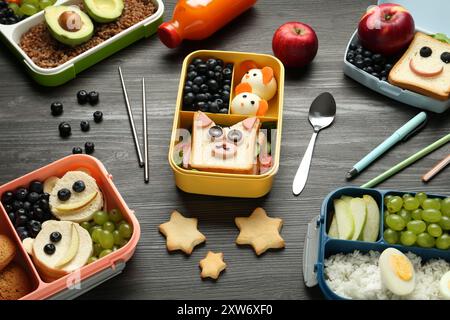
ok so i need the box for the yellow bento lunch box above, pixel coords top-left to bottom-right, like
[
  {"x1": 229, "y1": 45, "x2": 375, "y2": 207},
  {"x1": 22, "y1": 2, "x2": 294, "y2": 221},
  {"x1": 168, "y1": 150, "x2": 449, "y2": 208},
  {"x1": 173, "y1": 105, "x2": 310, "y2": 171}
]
[{"x1": 168, "y1": 50, "x2": 285, "y2": 198}]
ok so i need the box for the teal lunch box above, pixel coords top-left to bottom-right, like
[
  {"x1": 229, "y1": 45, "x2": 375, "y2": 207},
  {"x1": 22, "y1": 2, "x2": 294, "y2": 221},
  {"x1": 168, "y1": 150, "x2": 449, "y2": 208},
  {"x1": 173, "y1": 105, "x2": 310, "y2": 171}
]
[
  {"x1": 343, "y1": 0, "x2": 450, "y2": 113},
  {"x1": 303, "y1": 186, "x2": 450, "y2": 300},
  {"x1": 0, "y1": 0, "x2": 164, "y2": 86}
]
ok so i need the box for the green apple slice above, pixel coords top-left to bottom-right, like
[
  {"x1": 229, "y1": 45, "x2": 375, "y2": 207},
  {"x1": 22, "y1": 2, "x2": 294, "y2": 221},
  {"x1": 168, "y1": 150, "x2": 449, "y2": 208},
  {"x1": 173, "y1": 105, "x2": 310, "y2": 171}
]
[
  {"x1": 328, "y1": 215, "x2": 339, "y2": 238},
  {"x1": 362, "y1": 195, "x2": 380, "y2": 242},
  {"x1": 334, "y1": 199, "x2": 354, "y2": 240},
  {"x1": 350, "y1": 197, "x2": 367, "y2": 240},
  {"x1": 55, "y1": 224, "x2": 79, "y2": 268}
]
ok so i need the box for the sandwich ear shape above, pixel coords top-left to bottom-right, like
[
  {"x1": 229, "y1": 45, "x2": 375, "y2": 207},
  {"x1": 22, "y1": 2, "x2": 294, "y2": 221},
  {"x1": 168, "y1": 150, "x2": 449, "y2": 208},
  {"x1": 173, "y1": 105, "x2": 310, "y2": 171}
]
[
  {"x1": 256, "y1": 99, "x2": 269, "y2": 116},
  {"x1": 235, "y1": 82, "x2": 253, "y2": 95},
  {"x1": 262, "y1": 66, "x2": 274, "y2": 84},
  {"x1": 240, "y1": 60, "x2": 259, "y2": 74}
]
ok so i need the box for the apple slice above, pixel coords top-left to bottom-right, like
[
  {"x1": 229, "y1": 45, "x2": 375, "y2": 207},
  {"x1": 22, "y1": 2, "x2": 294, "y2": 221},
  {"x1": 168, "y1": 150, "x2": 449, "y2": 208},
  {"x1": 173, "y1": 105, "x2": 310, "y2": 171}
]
[
  {"x1": 328, "y1": 215, "x2": 339, "y2": 238},
  {"x1": 333, "y1": 199, "x2": 354, "y2": 240},
  {"x1": 341, "y1": 195, "x2": 353, "y2": 205},
  {"x1": 55, "y1": 224, "x2": 79, "y2": 268},
  {"x1": 44, "y1": 176, "x2": 59, "y2": 194},
  {"x1": 362, "y1": 195, "x2": 380, "y2": 242},
  {"x1": 350, "y1": 197, "x2": 367, "y2": 241},
  {"x1": 54, "y1": 191, "x2": 98, "y2": 212}
]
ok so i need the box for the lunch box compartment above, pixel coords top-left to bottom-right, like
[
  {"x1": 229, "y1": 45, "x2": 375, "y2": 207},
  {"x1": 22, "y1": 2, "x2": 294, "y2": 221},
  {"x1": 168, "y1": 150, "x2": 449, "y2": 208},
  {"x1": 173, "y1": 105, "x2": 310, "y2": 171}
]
[
  {"x1": 343, "y1": 0, "x2": 450, "y2": 113},
  {"x1": 0, "y1": 0, "x2": 164, "y2": 86},
  {"x1": 0, "y1": 155, "x2": 140, "y2": 299},
  {"x1": 168, "y1": 50, "x2": 285, "y2": 198}
]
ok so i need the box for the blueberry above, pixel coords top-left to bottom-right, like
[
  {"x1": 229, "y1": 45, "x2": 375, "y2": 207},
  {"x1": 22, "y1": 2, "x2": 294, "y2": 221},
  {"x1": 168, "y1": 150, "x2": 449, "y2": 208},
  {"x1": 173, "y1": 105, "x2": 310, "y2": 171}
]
[
  {"x1": 441, "y1": 52, "x2": 450, "y2": 63},
  {"x1": 8, "y1": 211, "x2": 15, "y2": 223},
  {"x1": 50, "y1": 231, "x2": 62, "y2": 243},
  {"x1": 1, "y1": 191, "x2": 14, "y2": 204},
  {"x1": 193, "y1": 76, "x2": 203, "y2": 86},
  {"x1": 186, "y1": 80, "x2": 193, "y2": 87},
  {"x1": 192, "y1": 58, "x2": 203, "y2": 65},
  {"x1": 355, "y1": 47, "x2": 363, "y2": 54},
  {"x1": 192, "y1": 84, "x2": 200, "y2": 94},
  {"x1": 215, "y1": 99, "x2": 224, "y2": 108},
  {"x1": 208, "y1": 101, "x2": 220, "y2": 113},
  {"x1": 28, "y1": 220, "x2": 41, "y2": 238},
  {"x1": 4, "y1": 204, "x2": 13, "y2": 213},
  {"x1": 354, "y1": 60, "x2": 364, "y2": 69},
  {"x1": 27, "y1": 191, "x2": 40, "y2": 204},
  {"x1": 355, "y1": 54, "x2": 363, "y2": 61},
  {"x1": 72, "y1": 180, "x2": 86, "y2": 193},
  {"x1": 381, "y1": 76, "x2": 387, "y2": 82},
  {"x1": 347, "y1": 52, "x2": 355, "y2": 60},
  {"x1": 15, "y1": 188, "x2": 28, "y2": 201},
  {"x1": 349, "y1": 43, "x2": 357, "y2": 51},
  {"x1": 0, "y1": 2, "x2": 7, "y2": 9},
  {"x1": 371, "y1": 72, "x2": 379, "y2": 78},
  {"x1": 200, "y1": 84, "x2": 209, "y2": 93},
  {"x1": 363, "y1": 57, "x2": 372, "y2": 67},
  {"x1": 206, "y1": 79, "x2": 219, "y2": 92},
  {"x1": 197, "y1": 101, "x2": 208, "y2": 112},
  {"x1": 16, "y1": 208, "x2": 27, "y2": 217},
  {"x1": 225, "y1": 63, "x2": 233, "y2": 70},
  {"x1": 59, "y1": 122, "x2": 71, "y2": 138},
  {"x1": 222, "y1": 85, "x2": 230, "y2": 92},
  {"x1": 196, "y1": 63, "x2": 208, "y2": 74},
  {"x1": 77, "y1": 90, "x2": 89, "y2": 104},
  {"x1": 380, "y1": 70, "x2": 387, "y2": 77},
  {"x1": 420, "y1": 46, "x2": 432, "y2": 58},
  {"x1": 72, "y1": 147, "x2": 83, "y2": 154},
  {"x1": 32, "y1": 207, "x2": 45, "y2": 221},
  {"x1": 214, "y1": 65, "x2": 223, "y2": 73},
  {"x1": 12, "y1": 200, "x2": 24, "y2": 211},
  {"x1": 207, "y1": 70, "x2": 215, "y2": 79},
  {"x1": 187, "y1": 71, "x2": 197, "y2": 80},
  {"x1": 195, "y1": 93, "x2": 207, "y2": 102},
  {"x1": 188, "y1": 64, "x2": 195, "y2": 72},
  {"x1": 223, "y1": 79, "x2": 231, "y2": 86},
  {"x1": 184, "y1": 85, "x2": 192, "y2": 93},
  {"x1": 51, "y1": 102, "x2": 63, "y2": 116},
  {"x1": 80, "y1": 120, "x2": 90, "y2": 132},
  {"x1": 363, "y1": 50, "x2": 372, "y2": 57},
  {"x1": 40, "y1": 192, "x2": 50, "y2": 202},
  {"x1": 44, "y1": 243, "x2": 55, "y2": 255},
  {"x1": 206, "y1": 59, "x2": 218, "y2": 69},
  {"x1": 219, "y1": 108, "x2": 228, "y2": 114},
  {"x1": 57, "y1": 188, "x2": 71, "y2": 201},
  {"x1": 216, "y1": 59, "x2": 224, "y2": 67},
  {"x1": 222, "y1": 68, "x2": 232, "y2": 79},
  {"x1": 213, "y1": 93, "x2": 221, "y2": 100},
  {"x1": 22, "y1": 201, "x2": 32, "y2": 213},
  {"x1": 183, "y1": 92, "x2": 195, "y2": 105},
  {"x1": 372, "y1": 53, "x2": 384, "y2": 64},
  {"x1": 85, "y1": 142, "x2": 95, "y2": 154},
  {"x1": 385, "y1": 63, "x2": 393, "y2": 71},
  {"x1": 93, "y1": 111, "x2": 103, "y2": 123},
  {"x1": 15, "y1": 214, "x2": 29, "y2": 227},
  {"x1": 222, "y1": 91, "x2": 230, "y2": 102},
  {"x1": 88, "y1": 91, "x2": 99, "y2": 105},
  {"x1": 16, "y1": 227, "x2": 29, "y2": 240},
  {"x1": 366, "y1": 66, "x2": 374, "y2": 73},
  {"x1": 39, "y1": 199, "x2": 50, "y2": 211},
  {"x1": 205, "y1": 92, "x2": 212, "y2": 101},
  {"x1": 373, "y1": 64, "x2": 382, "y2": 72}
]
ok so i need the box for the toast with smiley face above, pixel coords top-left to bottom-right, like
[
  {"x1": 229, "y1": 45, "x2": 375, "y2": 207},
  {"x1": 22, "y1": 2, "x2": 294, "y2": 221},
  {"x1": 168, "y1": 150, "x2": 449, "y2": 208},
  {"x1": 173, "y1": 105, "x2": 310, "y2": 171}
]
[
  {"x1": 190, "y1": 111, "x2": 260, "y2": 174},
  {"x1": 389, "y1": 32, "x2": 450, "y2": 100}
]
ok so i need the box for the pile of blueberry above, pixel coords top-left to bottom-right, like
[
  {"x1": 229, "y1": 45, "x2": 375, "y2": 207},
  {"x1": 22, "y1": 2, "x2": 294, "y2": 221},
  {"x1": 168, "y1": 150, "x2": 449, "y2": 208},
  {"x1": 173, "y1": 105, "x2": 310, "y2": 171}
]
[
  {"x1": 346, "y1": 42, "x2": 396, "y2": 81},
  {"x1": 1, "y1": 181, "x2": 54, "y2": 240},
  {"x1": 183, "y1": 58, "x2": 233, "y2": 114},
  {"x1": 0, "y1": 1, "x2": 22, "y2": 25}
]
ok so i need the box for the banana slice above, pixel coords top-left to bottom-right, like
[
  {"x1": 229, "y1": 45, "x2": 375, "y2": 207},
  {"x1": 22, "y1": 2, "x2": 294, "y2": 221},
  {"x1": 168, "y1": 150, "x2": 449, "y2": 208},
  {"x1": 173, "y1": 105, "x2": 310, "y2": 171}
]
[
  {"x1": 55, "y1": 224, "x2": 79, "y2": 268},
  {"x1": 44, "y1": 176, "x2": 59, "y2": 194}
]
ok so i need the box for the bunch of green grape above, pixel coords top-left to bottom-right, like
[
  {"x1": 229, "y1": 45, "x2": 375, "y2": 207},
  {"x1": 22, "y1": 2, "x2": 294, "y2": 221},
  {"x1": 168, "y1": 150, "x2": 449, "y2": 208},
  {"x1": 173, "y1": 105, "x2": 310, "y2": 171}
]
[
  {"x1": 8, "y1": 0, "x2": 56, "y2": 19},
  {"x1": 383, "y1": 193, "x2": 450, "y2": 250},
  {"x1": 80, "y1": 209, "x2": 133, "y2": 264}
]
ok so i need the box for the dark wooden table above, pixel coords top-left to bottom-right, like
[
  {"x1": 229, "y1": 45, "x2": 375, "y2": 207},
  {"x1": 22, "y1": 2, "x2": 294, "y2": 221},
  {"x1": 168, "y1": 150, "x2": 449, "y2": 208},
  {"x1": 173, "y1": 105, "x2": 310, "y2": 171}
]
[{"x1": 0, "y1": 0, "x2": 448, "y2": 300}]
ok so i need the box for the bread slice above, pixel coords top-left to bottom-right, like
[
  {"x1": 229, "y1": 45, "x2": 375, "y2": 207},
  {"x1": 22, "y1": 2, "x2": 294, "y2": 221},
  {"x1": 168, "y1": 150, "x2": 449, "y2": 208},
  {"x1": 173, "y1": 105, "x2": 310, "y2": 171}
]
[
  {"x1": 190, "y1": 112, "x2": 260, "y2": 174},
  {"x1": 0, "y1": 263, "x2": 31, "y2": 300},
  {"x1": 389, "y1": 32, "x2": 450, "y2": 100},
  {"x1": 0, "y1": 234, "x2": 16, "y2": 272}
]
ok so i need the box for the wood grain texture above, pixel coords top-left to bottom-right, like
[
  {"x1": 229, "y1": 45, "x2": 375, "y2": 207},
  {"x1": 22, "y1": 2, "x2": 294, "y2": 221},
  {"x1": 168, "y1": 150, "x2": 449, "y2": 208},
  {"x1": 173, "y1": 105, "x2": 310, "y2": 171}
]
[{"x1": 0, "y1": 0, "x2": 449, "y2": 300}]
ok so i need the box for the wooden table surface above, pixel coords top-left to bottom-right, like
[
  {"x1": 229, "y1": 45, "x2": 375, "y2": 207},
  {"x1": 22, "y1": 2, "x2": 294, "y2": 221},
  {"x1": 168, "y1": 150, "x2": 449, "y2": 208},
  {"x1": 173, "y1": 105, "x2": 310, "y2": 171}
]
[{"x1": 0, "y1": 0, "x2": 448, "y2": 300}]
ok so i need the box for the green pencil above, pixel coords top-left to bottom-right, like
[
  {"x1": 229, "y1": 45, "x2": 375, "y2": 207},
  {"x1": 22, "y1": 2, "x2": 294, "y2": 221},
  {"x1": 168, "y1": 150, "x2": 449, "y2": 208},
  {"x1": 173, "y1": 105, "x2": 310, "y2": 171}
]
[{"x1": 361, "y1": 133, "x2": 450, "y2": 188}]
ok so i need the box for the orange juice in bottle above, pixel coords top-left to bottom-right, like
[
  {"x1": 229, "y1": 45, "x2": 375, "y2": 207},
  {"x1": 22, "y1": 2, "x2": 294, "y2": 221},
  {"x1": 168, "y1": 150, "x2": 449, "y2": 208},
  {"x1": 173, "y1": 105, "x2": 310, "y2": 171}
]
[{"x1": 158, "y1": 0, "x2": 257, "y2": 48}]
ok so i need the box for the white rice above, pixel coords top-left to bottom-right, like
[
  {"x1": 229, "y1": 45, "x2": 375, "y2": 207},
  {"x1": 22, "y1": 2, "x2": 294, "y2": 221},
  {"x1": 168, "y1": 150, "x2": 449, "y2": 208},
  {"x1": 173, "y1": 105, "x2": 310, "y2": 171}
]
[{"x1": 324, "y1": 250, "x2": 449, "y2": 300}]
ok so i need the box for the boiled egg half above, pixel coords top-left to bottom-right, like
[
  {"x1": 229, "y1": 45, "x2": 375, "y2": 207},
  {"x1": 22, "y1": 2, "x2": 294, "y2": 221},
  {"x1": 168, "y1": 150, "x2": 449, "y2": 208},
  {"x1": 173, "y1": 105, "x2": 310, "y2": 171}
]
[
  {"x1": 440, "y1": 271, "x2": 450, "y2": 300},
  {"x1": 379, "y1": 248, "x2": 415, "y2": 296}
]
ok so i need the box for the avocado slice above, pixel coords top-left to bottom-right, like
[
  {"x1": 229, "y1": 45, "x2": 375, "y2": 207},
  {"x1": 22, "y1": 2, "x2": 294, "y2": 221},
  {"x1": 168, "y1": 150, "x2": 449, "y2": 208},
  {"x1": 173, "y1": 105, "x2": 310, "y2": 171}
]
[
  {"x1": 83, "y1": 0, "x2": 124, "y2": 23},
  {"x1": 45, "y1": 5, "x2": 94, "y2": 47}
]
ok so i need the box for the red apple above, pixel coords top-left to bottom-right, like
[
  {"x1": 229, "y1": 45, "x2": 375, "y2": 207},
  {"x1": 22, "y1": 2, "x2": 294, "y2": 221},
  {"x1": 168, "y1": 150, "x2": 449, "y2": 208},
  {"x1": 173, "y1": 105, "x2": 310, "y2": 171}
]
[
  {"x1": 272, "y1": 22, "x2": 318, "y2": 68},
  {"x1": 358, "y1": 3, "x2": 415, "y2": 56}
]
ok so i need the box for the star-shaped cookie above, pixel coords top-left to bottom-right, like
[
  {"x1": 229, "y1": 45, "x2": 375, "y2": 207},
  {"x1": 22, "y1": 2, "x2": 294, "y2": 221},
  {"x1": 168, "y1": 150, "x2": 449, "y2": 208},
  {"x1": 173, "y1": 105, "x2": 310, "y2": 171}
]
[
  {"x1": 235, "y1": 207, "x2": 285, "y2": 255},
  {"x1": 199, "y1": 251, "x2": 227, "y2": 280},
  {"x1": 159, "y1": 210, "x2": 206, "y2": 255}
]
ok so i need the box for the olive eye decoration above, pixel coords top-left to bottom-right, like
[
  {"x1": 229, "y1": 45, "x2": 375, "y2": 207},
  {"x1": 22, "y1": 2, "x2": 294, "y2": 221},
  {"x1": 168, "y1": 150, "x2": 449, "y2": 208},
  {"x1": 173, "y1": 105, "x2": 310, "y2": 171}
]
[
  {"x1": 227, "y1": 129, "x2": 243, "y2": 143},
  {"x1": 441, "y1": 52, "x2": 450, "y2": 64},
  {"x1": 208, "y1": 125, "x2": 223, "y2": 139},
  {"x1": 420, "y1": 46, "x2": 432, "y2": 58}
]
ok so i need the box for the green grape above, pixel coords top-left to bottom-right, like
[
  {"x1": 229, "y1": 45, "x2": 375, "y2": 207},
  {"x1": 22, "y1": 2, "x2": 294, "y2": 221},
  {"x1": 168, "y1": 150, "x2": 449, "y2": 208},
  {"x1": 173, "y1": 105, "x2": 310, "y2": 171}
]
[
  {"x1": 415, "y1": 192, "x2": 427, "y2": 205},
  {"x1": 386, "y1": 214, "x2": 406, "y2": 231},
  {"x1": 416, "y1": 232, "x2": 435, "y2": 248},
  {"x1": 435, "y1": 234, "x2": 450, "y2": 250},
  {"x1": 87, "y1": 256, "x2": 98, "y2": 264},
  {"x1": 427, "y1": 223, "x2": 443, "y2": 237},
  {"x1": 421, "y1": 208, "x2": 442, "y2": 223},
  {"x1": 402, "y1": 193, "x2": 413, "y2": 200},
  {"x1": 19, "y1": 3, "x2": 38, "y2": 16},
  {"x1": 407, "y1": 220, "x2": 426, "y2": 234},
  {"x1": 109, "y1": 209, "x2": 123, "y2": 223},
  {"x1": 411, "y1": 209, "x2": 423, "y2": 220},
  {"x1": 91, "y1": 228, "x2": 102, "y2": 244},
  {"x1": 384, "y1": 228, "x2": 399, "y2": 244},
  {"x1": 102, "y1": 221, "x2": 115, "y2": 233},
  {"x1": 39, "y1": 0, "x2": 52, "y2": 9},
  {"x1": 93, "y1": 211, "x2": 109, "y2": 225},
  {"x1": 112, "y1": 230, "x2": 123, "y2": 245},
  {"x1": 442, "y1": 198, "x2": 450, "y2": 216},
  {"x1": 119, "y1": 222, "x2": 132, "y2": 239},
  {"x1": 387, "y1": 196, "x2": 403, "y2": 213},
  {"x1": 22, "y1": 0, "x2": 39, "y2": 7},
  {"x1": 99, "y1": 230, "x2": 114, "y2": 249},
  {"x1": 93, "y1": 243, "x2": 103, "y2": 256},
  {"x1": 384, "y1": 211, "x2": 390, "y2": 225},
  {"x1": 400, "y1": 230, "x2": 416, "y2": 246},
  {"x1": 384, "y1": 195, "x2": 393, "y2": 206},
  {"x1": 99, "y1": 249, "x2": 112, "y2": 258},
  {"x1": 80, "y1": 221, "x2": 91, "y2": 230},
  {"x1": 439, "y1": 216, "x2": 450, "y2": 231},
  {"x1": 403, "y1": 197, "x2": 420, "y2": 211},
  {"x1": 398, "y1": 209, "x2": 412, "y2": 224},
  {"x1": 422, "y1": 198, "x2": 441, "y2": 210},
  {"x1": 8, "y1": 3, "x2": 20, "y2": 14}
]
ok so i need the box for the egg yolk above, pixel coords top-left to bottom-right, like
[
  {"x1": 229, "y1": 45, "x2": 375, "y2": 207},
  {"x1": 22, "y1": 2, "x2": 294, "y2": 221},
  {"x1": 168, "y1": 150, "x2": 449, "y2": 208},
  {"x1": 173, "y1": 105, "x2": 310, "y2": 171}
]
[{"x1": 389, "y1": 254, "x2": 413, "y2": 281}]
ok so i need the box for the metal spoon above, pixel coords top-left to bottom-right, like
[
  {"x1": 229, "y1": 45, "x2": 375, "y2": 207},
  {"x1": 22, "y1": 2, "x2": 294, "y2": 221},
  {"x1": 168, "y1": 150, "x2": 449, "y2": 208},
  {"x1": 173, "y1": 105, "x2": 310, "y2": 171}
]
[{"x1": 292, "y1": 92, "x2": 336, "y2": 196}]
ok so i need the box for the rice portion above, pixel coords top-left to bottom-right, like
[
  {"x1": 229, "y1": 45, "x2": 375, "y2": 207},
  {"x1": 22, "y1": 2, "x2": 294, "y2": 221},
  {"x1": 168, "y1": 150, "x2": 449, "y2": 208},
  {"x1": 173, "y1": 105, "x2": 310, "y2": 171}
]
[
  {"x1": 19, "y1": 0, "x2": 156, "y2": 69},
  {"x1": 324, "y1": 250, "x2": 449, "y2": 300}
]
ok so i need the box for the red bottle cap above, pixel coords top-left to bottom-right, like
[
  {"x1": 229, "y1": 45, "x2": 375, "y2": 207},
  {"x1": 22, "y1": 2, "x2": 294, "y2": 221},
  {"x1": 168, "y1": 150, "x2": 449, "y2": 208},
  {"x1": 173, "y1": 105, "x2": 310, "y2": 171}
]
[{"x1": 158, "y1": 22, "x2": 182, "y2": 48}]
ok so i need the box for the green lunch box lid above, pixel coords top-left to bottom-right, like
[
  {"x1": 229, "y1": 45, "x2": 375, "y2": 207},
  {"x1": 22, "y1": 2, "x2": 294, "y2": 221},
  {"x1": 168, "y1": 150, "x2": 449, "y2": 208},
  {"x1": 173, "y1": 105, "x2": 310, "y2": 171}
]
[{"x1": 378, "y1": 0, "x2": 450, "y2": 36}]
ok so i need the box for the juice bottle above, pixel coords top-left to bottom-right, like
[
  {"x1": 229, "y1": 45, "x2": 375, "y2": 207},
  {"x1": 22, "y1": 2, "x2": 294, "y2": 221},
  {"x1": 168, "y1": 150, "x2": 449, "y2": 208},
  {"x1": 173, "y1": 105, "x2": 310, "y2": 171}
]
[{"x1": 158, "y1": 0, "x2": 257, "y2": 48}]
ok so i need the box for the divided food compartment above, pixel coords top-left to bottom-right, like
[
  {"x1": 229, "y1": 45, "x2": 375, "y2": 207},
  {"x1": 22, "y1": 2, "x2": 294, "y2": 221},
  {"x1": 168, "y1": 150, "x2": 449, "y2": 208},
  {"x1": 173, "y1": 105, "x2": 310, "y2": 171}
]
[
  {"x1": 168, "y1": 50, "x2": 285, "y2": 198},
  {"x1": 303, "y1": 186, "x2": 449, "y2": 300},
  {"x1": 343, "y1": 0, "x2": 450, "y2": 113},
  {"x1": 0, "y1": 0, "x2": 163, "y2": 86},
  {"x1": 0, "y1": 155, "x2": 140, "y2": 299}
]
